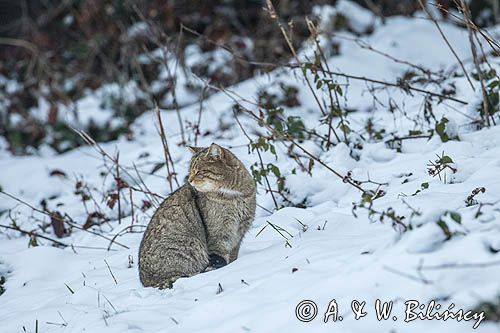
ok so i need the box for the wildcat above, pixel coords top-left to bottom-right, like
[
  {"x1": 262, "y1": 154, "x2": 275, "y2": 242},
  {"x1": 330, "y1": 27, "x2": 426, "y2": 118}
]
[{"x1": 138, "y1": 143, "x2": 256, "y2": 289}]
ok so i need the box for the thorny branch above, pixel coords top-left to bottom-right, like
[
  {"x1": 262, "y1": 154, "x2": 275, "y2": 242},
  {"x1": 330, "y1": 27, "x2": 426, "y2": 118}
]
[{"x1": 0, "y1": 190, "x2": 130, "y2": 250}]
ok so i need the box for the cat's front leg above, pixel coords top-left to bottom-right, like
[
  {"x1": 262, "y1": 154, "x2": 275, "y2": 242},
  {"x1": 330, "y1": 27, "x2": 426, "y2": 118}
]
[
  {"x1": 229, "y1": 217, "x2": 253, "y2": 262},
  {"x1": 205, "y1": 234, "x2": 239, "y2": 271},
  {"x1": 205, "y1": 218, "x2": 239, "y2": 270},
  {"x1": 229, "y1": 242, "x2": 241, "y2": 263}
]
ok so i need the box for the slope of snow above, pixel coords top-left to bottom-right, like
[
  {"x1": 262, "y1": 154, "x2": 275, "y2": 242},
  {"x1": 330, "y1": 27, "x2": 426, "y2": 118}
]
[{"x1": 1, "y1": 3, "x2": 500, "y2": 332}]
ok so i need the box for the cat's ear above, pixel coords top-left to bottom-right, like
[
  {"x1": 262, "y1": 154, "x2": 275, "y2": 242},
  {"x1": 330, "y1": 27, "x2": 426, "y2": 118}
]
[
  {"x1": 207, "y1": 143, "x2": 224, "y2": 159},
  {"x1": 187, "y1": 146, "x2": 204, "y2": 154}
]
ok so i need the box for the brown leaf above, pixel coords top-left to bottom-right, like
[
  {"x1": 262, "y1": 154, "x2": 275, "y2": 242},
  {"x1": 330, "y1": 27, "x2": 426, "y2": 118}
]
[
  {"x1": 48, "y1": 104, "x2": 59, "y2": 125},
  {"x1": 308, "y1": 158, "x2": 314, "y2": 174},
  {"x1": 141, "y1": 200, "x2": 152, "y2": 212},
  {"x1": 258, "y1": 110, "x2": 264, "y2": 127},
  {"x1": 83, "y1": 211, "x2": 107, "y2": 229},
  {"x1": 50, "y1": 211, "x2": 67, "y2": 238},
  {"x1": 107, "y1": 193, "x2": 119, "y2": 209},
  {"x1": 115, "y1": 177, "x2": 129, "y2": 190}
]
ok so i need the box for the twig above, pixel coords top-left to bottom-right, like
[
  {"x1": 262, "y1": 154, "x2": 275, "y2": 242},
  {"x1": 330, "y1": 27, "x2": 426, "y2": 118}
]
[
  {"x1": 106, "y1": 224, "x2": 145, "y2": 251},
  {"x1": 129, "y1": 189, "x2": 135, "y2": 226},
  {"x1": 132, "y1": 5, "x2": 187, "y2": 142},
  {"x1": 72, "y1": 128, "x2": 161, "y2": 206},
  {"x1": 306, "y1": 18, "x2": 343, "y2": 145},
  {"x1": 419, "y1": 259, "x2": 500, "y2": 270},
  {"x1": 418, "y1": 0, "x2": 475, "y2": 91},
  {"x1": 177, "y1": 24, "x2": 468, "y2": 105},
  {"x1": 132, "y1": 163, "x2": 163, "y2": 206},
  {"x1": 115, "y1": 152, "x2": 122, "y2": 225},
  {"x1": 354, "y1": 38, "x2": 437, "y2": 79},
  {"x1": 194, "y1": 84, "x2": 209, "y2": 146},
  {"x1": 0, "y1": 223, "x2": 67, "y2": 247},
  {"x1": 162, "y1": 46, "x2": 186, "y2": 143},
  {"x1": 64, "y1": 215, "x2": 129, "y2": 249},
  {"x1": 459, "y1": 0, "x2": 493, "y2": 126},
  {"x1": 430, "y1": 2, "x2": 500, "y2": 55},
  {"x1": 385, "y1": 133, "x2": 433, "y2": 146},
  {"x1": 384, "y1": 265, "x2": 432, "y2": 284},
  {"x1": 318, "y1": 68, "x2": 468, "y2": 105},
  {"x1": 0, "y1": 190, "x2": 130, "y2": 249},
  {"x1": 212, "y1": 84, "x2": 369, "y2": 194},
  {"x1": 0, "y1": 223, "x2": 114, "y2": 250},
  {"x1": 0, "y1": 37, "x2": 39, "y2": 55},
  {"x1": 181, "y1": 20, "x2": 468, "y2": 104},
  {"x1": 232, "y1": 109, "x2": 279, "y2": 209},
  {"x1": 265, "y1": 0, "x2": 328, "y2": 117},
  {"x1": 154, "y1": 104, "x2": 180, "y2": 192}
]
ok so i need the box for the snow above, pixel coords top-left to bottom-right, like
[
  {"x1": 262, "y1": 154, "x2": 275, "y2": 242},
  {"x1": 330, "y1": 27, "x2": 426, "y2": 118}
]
[
  {"x1": 313, "y1": 0, "x2": 379, "y2": 34},
  {"x1": 1, "y1": 2, "x2": 500, "y2": 332}
]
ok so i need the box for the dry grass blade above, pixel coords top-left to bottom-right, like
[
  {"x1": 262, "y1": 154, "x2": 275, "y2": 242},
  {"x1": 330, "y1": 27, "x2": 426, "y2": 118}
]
[{"x1": 104, "y1": 259, "x2": 118, "y2": 284}]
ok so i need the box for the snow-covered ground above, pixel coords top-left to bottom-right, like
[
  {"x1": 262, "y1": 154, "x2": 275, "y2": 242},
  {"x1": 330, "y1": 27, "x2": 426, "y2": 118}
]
[{"x1": 1, "y1": 2, "x2": 499, "y2": 332}]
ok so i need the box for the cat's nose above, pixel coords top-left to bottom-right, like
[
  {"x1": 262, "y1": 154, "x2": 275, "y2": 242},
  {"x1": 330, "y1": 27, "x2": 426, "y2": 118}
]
[{"x1": 188, "y1": 174, "x2": 195, "y2": 183}]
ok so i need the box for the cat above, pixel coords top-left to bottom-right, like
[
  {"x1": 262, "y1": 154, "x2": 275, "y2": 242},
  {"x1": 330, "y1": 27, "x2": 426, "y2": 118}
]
[{"x1": 138, "y1": 143, "x2": 256, "y2": 289}]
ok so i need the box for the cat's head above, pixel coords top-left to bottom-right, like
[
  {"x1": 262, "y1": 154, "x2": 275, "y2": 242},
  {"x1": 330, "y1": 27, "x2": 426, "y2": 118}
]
[{"x1": 187, "y1": 143, "x2": 240, "y2": 194}]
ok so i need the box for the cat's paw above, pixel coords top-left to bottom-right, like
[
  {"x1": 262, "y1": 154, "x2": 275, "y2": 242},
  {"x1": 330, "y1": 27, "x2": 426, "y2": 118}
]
[
  {"x1": 208, "y1": 254, "x2": 227, "y2": 269},
  {"x1": 204, "y1": 266, "x2": 215, "y2": 272}
]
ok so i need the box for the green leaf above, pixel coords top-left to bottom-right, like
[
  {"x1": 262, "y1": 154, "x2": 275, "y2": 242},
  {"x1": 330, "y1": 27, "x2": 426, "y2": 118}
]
[
  {"x1": 449, "y1": 211, "x2": 462, "y2": 224},
  {"x1": 485, "y1": 69, "x2": 497, "y2": 80},
  {"x1": 330, "y1": 108, "x2": 342, "y2": 118},
  {"x1": 435, "y1": 117, "x2": 450, "y2": 142},
  {"x1": 441, "y1": 155, "x2": 453, "y2": 164},
  {"x1": 488, "y1": 80, "x2": 499, "y2": 90},
  {"x1": 361, "y1": 192, "x2": 373, "y2": 204},
  {"x1": 437, "y1": 220, "x2": 452, "y2": 239},
  {"x1": 314, "y1": 56, "x2": 321, "y2": 68},
  {"x1": 270, "y1": 144, "x2": 276, "y2": 157},
  {"x1": 487, "y1": 91, "x2": 499, "y2": 115},
  {"x1": 339, "y1": 124, "x2": 351, "y2": 134},
  {"x1": 269, "y1": 164, "x2": 281, "y2": 177},
  {"x1": 335, "y1": 85, "x2": 343, "y2": 96}
]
